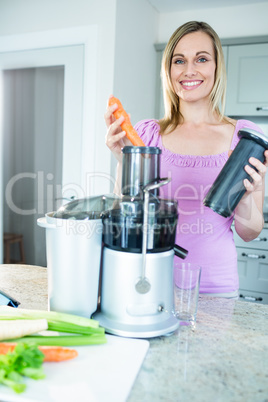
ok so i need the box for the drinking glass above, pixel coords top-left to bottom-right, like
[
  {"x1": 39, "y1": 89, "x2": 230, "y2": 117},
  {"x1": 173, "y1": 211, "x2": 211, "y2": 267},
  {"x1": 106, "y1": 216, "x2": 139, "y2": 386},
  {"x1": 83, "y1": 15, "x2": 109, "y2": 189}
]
[{"x1": 173, "y1": 262, "x2": 201, "y2": 326}]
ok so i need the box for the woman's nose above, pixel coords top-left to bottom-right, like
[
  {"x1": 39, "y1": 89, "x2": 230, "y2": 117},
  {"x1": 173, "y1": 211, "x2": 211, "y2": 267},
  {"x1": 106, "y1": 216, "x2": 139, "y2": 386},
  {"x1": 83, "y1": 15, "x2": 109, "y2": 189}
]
[{"x1": 184, "y1": 62, "x2": 197, "y2": 77}]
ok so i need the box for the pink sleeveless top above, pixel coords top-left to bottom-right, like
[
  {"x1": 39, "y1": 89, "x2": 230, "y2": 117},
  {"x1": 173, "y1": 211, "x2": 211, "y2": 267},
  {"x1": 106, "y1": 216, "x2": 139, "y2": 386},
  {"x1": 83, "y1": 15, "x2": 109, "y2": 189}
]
[{"x1": 135, "y1": 119, "x2": 262, "y2": 293}]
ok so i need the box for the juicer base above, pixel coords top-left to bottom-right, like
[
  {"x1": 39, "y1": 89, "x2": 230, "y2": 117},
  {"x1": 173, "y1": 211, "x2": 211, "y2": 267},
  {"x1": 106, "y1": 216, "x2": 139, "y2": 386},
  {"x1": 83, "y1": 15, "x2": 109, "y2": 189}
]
[{"x1": 93, "y1": 312, "x2": 180, "y2": 338}]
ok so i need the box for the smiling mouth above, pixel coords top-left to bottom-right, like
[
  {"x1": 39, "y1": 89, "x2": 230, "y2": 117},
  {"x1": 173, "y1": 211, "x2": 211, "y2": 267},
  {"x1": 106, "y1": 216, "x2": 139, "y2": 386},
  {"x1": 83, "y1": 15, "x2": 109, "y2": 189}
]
[{"x1": 180, "y1": 80, "x2": 203, "y2": 87}]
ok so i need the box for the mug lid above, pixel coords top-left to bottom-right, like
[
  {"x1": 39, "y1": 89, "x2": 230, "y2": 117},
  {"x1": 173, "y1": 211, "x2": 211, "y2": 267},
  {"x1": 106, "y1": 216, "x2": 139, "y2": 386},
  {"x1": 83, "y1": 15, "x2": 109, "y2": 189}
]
[{"x1": 238, "y1": 128, "x2": 268, "y2": 149}]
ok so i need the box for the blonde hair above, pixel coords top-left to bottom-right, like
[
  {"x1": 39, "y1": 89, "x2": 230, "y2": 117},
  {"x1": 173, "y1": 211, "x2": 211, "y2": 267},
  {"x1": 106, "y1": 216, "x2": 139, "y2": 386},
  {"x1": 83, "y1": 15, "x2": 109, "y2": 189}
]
[{"x1": 159, "y1": 21, "x2": 227, "y2": 134}]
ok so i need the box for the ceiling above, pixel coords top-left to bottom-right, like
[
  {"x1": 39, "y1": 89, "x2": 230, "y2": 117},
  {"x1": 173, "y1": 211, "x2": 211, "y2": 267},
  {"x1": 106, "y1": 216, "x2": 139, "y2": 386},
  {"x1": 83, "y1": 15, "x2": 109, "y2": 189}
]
[{"x1": 147, "y1": 0, "x2": 268, "y2": 13}]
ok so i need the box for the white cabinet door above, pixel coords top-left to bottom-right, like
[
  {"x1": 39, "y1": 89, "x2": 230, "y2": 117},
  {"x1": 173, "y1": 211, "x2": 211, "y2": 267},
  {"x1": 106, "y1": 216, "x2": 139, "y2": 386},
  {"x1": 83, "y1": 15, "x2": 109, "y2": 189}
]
[
  {"x1": 233, "y1": 228, "x2": 268, "y2": 249},
  {"x1": 237, "y1": 247, "x2": 268, "y2": 294},
  {"x1": 226, "y1": 43, "x2": 268, "y2": 116}
]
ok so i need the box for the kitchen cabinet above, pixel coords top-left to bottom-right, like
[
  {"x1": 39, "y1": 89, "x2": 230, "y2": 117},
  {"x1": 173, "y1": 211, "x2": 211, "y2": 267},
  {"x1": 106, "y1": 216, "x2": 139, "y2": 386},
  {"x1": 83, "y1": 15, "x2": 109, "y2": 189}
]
[
  {"x1": 225, "y1": 43, "x2": 268, "y2": 116},
  {"x1": 233, "y1": 227, "x2": 268, "y2": 304}
]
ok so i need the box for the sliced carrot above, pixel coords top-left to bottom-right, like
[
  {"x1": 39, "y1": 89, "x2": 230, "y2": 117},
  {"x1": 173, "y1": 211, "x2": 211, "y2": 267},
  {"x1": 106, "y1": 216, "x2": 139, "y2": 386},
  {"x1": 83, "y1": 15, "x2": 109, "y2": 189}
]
[
  {"x1": 0, "y1": 342, "x2": 78, "y2": 362},
  {"x1": 108, "y1": 96, "x2": 145, "y2": 147},
  {"x1": 38, "y1": 345, "x2": 78, "y2": 362},
  {"x1": 0, "y1": 342, "x2": 15, "y2": 354}
]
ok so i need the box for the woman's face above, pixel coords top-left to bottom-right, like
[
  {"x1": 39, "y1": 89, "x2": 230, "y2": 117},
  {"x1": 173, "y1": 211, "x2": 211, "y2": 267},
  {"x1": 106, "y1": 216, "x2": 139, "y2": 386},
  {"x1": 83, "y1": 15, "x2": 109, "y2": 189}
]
[{"x1": 170, "y1": 31, "x2": 216, "y2": 104}]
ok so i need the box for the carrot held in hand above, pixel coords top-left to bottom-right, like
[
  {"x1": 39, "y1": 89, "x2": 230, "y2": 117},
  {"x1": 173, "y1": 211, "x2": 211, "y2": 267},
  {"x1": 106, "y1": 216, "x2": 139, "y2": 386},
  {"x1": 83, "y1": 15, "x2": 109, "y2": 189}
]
[
  {"x1": 0, "y1": 342, "x2": 78, "y2": 362},
  {"x1": 109, "y1": 96, "x2": 145, "y2": 146}
]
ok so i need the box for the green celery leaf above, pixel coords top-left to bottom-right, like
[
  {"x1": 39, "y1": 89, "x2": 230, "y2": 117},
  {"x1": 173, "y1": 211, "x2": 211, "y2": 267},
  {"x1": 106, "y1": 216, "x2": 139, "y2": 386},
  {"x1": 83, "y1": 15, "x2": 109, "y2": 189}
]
[
  {"x1": 20, "y1": 367, "x2": 45, "y2": 380},
  {"x1": 0, "y1": 342, "x2": 45, "y2": 393}
]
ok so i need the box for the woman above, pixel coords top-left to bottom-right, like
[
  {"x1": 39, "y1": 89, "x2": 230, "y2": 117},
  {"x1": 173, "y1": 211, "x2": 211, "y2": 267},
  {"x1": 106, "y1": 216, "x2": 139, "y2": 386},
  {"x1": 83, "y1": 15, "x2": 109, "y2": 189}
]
[{"x1": 104, "y1": 21, "x2": 268, "y2": 297}]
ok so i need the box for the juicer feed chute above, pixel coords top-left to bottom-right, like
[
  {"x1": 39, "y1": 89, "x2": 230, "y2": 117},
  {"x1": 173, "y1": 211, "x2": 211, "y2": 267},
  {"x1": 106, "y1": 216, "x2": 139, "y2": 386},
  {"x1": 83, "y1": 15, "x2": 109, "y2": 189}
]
[{"x1": 121, "y1": 146, "x2": 161, "y2": 197}]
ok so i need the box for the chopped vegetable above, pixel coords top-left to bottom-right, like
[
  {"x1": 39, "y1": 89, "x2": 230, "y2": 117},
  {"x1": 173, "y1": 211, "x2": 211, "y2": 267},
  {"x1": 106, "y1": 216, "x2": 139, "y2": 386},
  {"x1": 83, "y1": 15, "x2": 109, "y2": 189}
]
[
  {"x1": 0, "y1": 342, "x2": 45, "y2": 393},
  {"x1": 0, "y1": 306, "x2": 99, "y2": 328},
  {"x1": 0, "y1": 306, "x2": 107, "y2": 346},
  {"x1": 12, "y1": 334, "x2": 107, "y2": 346},
  {"x1": 0, "y1": 319, "x2": 48, "y2": 341},
  {"x1": 0, "y1": 343, "x2": 78, "y2": 362},
  {"x1": 37, "y1": 345, "x2": 78, "y2": 362},
  {"x1": 109, "y1": 96, "x2": 145, "y2": 146}
]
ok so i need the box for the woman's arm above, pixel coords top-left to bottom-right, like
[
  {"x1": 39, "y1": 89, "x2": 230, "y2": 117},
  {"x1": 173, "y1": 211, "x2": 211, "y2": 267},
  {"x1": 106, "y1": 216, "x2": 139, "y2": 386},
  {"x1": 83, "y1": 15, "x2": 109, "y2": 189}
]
[{"x1": 234, "y1": 150, "x2": 268, "y2": 241}]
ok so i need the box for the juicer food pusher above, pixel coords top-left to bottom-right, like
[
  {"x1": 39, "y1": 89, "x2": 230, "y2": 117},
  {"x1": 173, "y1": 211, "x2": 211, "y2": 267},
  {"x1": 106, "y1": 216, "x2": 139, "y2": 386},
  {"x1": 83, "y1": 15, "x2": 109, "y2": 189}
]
[{"x1": 94, "y1": 146, "x2": 188, "y2": 338}]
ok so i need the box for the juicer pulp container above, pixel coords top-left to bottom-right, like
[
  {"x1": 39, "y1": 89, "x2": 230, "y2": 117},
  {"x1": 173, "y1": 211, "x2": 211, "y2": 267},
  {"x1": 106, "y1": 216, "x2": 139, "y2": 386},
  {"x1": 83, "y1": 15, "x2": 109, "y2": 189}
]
[
  {"x1": 37, "y1": 212, "x2": 103, "y2": 318},
  {"x1": 37, "y1": 194, "x2": 119, "y2": 317}
]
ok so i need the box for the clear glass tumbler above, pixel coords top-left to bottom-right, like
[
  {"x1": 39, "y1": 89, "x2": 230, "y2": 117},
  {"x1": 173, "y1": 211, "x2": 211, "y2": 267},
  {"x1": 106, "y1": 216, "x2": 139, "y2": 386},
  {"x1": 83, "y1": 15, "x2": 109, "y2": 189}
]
[{"x1": 173, "y1": 262, "x2": 201, "y2": 326}]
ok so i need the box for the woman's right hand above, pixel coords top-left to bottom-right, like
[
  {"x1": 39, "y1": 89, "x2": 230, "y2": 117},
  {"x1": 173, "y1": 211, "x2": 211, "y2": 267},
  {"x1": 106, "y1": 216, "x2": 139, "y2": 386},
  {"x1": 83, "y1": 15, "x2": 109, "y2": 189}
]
[{"x1": 104, "y1": 97, "x2": 132, "y2": 162}]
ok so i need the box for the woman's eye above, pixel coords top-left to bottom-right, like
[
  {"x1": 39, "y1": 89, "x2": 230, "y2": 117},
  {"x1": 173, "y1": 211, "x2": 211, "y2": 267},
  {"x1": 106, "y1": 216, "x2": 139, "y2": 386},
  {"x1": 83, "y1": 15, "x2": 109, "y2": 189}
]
[
  {"x1": 174, "y1": 59, "x2": 184, "y2": 64},
  {"x1": 197, "y1": 57, "x2": 207, "y2": 63}
]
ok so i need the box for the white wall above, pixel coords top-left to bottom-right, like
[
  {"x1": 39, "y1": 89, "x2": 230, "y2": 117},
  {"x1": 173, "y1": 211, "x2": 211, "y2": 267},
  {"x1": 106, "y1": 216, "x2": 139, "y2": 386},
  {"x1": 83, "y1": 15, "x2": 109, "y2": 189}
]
[
  {"x1": 114, "y1": 0, "x2": 158, "y2": 122},
  {"x1": 0, "y1": 0, "x2": 117, "y2": 195},
  {"x1": 0, "y1": 0, "x2": 158, "y2": 193},
  {"x1": 111, "y1": 0, "x2": 158, "y2": 180},
  {"x1": 157, "y1": 2, "x2": 268, "y2": 42}
]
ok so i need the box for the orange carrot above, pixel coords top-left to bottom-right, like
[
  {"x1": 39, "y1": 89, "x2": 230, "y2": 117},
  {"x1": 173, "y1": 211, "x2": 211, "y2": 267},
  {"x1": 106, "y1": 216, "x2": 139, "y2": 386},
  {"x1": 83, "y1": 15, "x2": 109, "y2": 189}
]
[
  {"x1": 109, "y1": 96, "x2": 145, "y2": 147},
  {"x1": 0, "y1": 342, "x2": 78, "y2": 362},
  {"x1": 37, "y1": 345, "x2": 78, "y2": 362}
]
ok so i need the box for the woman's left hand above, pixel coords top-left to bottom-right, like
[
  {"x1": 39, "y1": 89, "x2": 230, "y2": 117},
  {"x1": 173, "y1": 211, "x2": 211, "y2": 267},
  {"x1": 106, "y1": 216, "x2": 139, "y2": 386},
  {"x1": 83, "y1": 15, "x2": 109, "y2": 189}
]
[{"x1": 243, "y1": 150, "x2": 268, "y2": 193}]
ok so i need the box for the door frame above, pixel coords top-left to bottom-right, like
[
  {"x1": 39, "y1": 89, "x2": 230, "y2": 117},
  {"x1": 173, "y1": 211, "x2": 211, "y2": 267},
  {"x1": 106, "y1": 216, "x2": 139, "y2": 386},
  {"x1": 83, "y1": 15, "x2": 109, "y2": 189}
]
[{"x1": 0, "y1": 26, "x2": 98, "y2": 263}]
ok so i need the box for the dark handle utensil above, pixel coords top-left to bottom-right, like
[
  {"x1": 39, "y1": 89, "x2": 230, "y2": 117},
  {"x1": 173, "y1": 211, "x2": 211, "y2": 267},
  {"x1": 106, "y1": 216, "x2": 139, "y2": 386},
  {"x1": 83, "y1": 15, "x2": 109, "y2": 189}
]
[{"x1": 174, "y1": 244, "x2": 188, "y2": 260}]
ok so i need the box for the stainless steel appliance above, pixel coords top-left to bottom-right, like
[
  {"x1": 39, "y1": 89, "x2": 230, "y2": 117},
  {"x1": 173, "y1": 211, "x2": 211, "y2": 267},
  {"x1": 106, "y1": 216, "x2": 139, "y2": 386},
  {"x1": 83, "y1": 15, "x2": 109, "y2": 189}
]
[
  {"x1": 94, "y1": 146, "x2": 188, "y2": 338},
  {"x1": 38, "y1": 146, "x2": 187, "y2": 338}
]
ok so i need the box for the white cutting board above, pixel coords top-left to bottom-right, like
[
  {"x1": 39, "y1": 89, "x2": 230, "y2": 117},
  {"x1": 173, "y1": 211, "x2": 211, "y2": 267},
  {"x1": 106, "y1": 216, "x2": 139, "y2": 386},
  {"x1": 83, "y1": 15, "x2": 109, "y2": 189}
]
[{"x1": 0, "y1": 335, "x2": 149, "y2": 402}]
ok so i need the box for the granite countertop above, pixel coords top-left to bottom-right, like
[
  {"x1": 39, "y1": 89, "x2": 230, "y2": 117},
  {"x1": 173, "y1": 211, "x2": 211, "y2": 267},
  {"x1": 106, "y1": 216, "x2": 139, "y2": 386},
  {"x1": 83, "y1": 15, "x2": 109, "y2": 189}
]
[
  {"x1": 129, "y1": 297, "x2": 268, "y2": 402},
  {"x1": 0, "y1": 264, "x2": 268, "y2": 402},
  {"x1": 0, "y1": 264, "x2": 48, "y2": 310}
]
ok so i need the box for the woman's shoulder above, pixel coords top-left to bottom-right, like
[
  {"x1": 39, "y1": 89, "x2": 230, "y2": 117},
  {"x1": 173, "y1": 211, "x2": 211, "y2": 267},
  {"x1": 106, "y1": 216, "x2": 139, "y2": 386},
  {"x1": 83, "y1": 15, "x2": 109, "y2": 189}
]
[
  {"x1": 134, "y1": 119, "x2": 161, "y2": 147},
  {"x1": 235, "y1": 119, "x2": 264, "y2": 133},
  {"x1": 230, "y1": 118, "x2": 264, "y2": 149}
]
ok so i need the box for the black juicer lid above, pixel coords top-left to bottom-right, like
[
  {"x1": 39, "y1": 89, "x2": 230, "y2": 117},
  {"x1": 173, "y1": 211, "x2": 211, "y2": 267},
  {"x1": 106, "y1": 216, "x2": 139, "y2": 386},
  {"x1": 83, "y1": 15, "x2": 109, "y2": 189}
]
[
  {"x1": 238, "y1": 128, "x2": 268, "y2": 150},
  {"x1": 101, "y1": 196, "x2": 178, "y2": 221}
]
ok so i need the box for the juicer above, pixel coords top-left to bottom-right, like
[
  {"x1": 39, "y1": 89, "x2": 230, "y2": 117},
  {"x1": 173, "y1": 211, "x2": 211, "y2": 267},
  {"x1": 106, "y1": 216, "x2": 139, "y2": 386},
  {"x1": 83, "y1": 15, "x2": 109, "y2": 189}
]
[{"x1": 94, "y1": 146, "x2": 188, "y2": 338}]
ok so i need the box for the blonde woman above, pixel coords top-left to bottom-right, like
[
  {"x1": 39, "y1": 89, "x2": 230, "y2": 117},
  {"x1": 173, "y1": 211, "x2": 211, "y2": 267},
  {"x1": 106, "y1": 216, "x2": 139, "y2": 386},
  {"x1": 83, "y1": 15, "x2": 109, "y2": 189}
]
[{"x1": 105, "y1": 21, "x2": 268, "y2": 298}]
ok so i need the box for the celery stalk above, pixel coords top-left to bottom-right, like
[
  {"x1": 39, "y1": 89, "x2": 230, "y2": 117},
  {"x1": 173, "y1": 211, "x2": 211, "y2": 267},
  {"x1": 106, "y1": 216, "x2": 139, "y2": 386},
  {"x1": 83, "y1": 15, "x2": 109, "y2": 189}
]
[
  {"x1": 0, "y1": 306, "x2": 99, "y2": 328},
  {"x1": 0, "y1": 306, "x2": 107, "y2": 346},
  {"x1": 7, "y1": 335, "x2": 107, "y2": 346},
  {"x1": 47, "y1": 321, "x2": 105, "y2": 335}
]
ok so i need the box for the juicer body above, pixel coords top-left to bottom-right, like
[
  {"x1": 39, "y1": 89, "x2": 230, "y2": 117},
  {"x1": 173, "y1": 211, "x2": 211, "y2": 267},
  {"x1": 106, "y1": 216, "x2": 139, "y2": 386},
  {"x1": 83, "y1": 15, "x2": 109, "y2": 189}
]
[
  {"x1": 94, "y1": 247, "x2": 179, "y2": 338},
  {"x1": 94, "y1": 146, "x2": 187, "y2": 337}
]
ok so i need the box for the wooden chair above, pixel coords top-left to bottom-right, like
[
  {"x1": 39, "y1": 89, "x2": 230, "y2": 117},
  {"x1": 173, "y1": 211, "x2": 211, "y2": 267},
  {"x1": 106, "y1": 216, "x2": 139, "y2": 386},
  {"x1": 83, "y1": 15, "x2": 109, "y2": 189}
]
[{"x1": 4, "y1": 233, "x2": 26, "y2": 264}]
